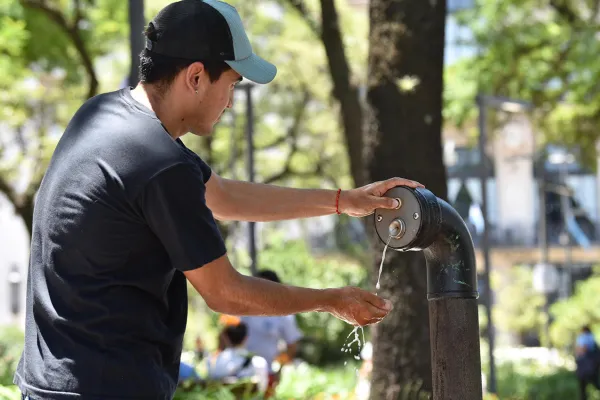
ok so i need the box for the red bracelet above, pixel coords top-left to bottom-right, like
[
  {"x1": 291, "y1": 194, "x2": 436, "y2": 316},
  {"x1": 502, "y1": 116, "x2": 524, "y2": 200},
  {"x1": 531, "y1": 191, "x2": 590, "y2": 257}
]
[{"x1": 335, "y1": 188, "x2": 342, "y2": 215}]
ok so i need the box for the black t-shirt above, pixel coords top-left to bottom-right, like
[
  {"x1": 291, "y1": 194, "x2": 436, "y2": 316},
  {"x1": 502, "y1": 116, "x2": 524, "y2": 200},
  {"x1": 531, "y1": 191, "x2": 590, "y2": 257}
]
[{"x1": 13, "y1": 88, "x2": 227, "y2": 400}]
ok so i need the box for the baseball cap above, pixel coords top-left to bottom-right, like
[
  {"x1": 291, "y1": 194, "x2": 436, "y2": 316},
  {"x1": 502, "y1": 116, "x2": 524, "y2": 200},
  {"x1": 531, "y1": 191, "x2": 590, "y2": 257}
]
[{"x1": 145, "y1": 0, "x2": 277, "y2": 84}]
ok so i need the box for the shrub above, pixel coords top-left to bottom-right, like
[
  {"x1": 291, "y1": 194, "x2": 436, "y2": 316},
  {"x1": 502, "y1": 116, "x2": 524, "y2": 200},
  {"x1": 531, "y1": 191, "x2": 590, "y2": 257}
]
[{"x1": 0, "y1": 326, "x2": 23, "y2": 387}]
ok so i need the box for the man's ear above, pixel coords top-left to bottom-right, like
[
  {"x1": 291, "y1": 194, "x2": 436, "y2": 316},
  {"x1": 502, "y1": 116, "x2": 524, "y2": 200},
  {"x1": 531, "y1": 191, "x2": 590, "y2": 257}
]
[{"x1": 185, "y1": 62, "x2": 208, "y2": 97}]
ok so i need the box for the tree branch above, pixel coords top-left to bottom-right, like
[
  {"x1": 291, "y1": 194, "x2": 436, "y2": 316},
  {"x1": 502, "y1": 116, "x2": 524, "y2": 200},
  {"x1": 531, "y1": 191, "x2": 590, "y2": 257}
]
[
  {"x1": 27, "y1": 102, "x2": 51, "y2": 199},
  {"x1": 259, "y1": 88, "x2": 313, "y2": 184},
  {"x1": 20, "y1": 0, "x2": 98, "y2": 99},
  {"x1": 255, "y1": 89, "x2": 311, "y2": 151},
  {"x1": 255, "y1": 133, "x2": 289, "y2": 151},
  {"x1": 549, "y1": 0, "x2": 580, "y2": 23},
  {"x1": 15, "y1": 125, "x2": 27, "y2": 154},
  {"x1": 73, "y1": 0, "x2": 83, "y2": 26},
  {"x1": 283, "y1": 0, "x2": 319, "y2": 36},
  {"x1": 0, "y1": 174, "x2": 17, "y2": 206},
  {"x1": 319, "y1": 0, "x2": 364, "y2": 186},
  {"x1": 591, "y1": 0, "x2": 600, "y2": 23},
  {"x1": 262, "y1": 154, "x2": 330, "y2": 185},
  {"x1": 282, "y1": 0, "x2": 364, "y2": 186}
]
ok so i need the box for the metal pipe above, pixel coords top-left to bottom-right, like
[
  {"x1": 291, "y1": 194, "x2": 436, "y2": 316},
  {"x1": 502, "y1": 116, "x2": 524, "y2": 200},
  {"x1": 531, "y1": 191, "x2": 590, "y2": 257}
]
[
  {"x1": 374, "y1": 186, "x2": 482, "y2": 400},
  {"x1": 476, "y1": 94, "x2": 497, "y2": 394},
  {"x1": 537, "y1": 160, "x2": 553, "y2": 345},
  {"x1": 425, "y1": 197, "x2": 483, "y2": 400},
  {"x1": 128, "y1": 0, "x2": 145, "y2": 87},
  {"x1": 243, "y1": 84, "x2": 257, "y2": 276}
]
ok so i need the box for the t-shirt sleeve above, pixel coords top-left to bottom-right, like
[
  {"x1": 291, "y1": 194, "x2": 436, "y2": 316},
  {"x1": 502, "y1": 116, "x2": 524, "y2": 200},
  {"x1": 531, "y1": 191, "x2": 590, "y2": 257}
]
[
  {"x1": 138, "y1": 162, "x2": 226, "y2": 271},
  {"x1": 176, "y1": 138, "x2": 212, "y2": 184},
  {"x1": 280, "y1": 315, "x2": 303, "y2": 345}
]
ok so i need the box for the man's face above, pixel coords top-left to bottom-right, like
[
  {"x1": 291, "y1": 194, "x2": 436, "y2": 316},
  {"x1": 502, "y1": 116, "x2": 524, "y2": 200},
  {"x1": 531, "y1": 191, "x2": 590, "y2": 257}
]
[{"x1": 181, "y1": 64, "x2": 242, "y2": 136}]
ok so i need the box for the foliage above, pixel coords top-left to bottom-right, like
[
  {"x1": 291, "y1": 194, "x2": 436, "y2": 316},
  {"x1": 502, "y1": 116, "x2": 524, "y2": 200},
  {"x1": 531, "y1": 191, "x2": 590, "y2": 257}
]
[
  {"x1": 491, "y1": 361, "x2": 599, "y2": 400},
  {"x1": 0, "y1": 384, "x2": 20, "y2": 400},
  {"x1": 447, "y1": 0, "x2": 600, "y2": 166},
  {"x1": 171, "y1": 362, "x2": 361, "y2": 400},
  {"x1": 0, "y1": 326, "x2": 23, "y2": 388},
  {"x1": 480, "y1": 345, "x2": 597, "y2": 400},
  {"x1": 275, "y1": 362, "x2": 360, "y2": 399},
  {"x1": 550, "y1": 268, "x2": 600, "y2": 349},
  {"x1": 492, "y1": 266, "x2": 547, "y2": 346},
  {"x1": 0, "y1": 0, "x2": 128, "y2": 234}
]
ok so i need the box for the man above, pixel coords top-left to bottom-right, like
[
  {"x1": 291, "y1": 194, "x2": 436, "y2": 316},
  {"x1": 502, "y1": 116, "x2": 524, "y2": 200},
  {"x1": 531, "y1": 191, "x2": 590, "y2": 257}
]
[
  {"x1": 240, "y1": 270, "x2": 303, "y2": 396},
  {"x1": 13, "y1": 1, "x2": 423, "y2": 399},
  {"x1": 575, "y1": 326, "x2": 600, "y2": 400}
]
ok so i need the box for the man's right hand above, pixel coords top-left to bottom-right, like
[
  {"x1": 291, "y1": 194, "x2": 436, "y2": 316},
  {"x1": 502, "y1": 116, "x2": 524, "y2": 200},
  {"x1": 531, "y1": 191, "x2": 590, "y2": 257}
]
[{"x1": 325, "y1": 287, "x2": 393, "y2": 326}]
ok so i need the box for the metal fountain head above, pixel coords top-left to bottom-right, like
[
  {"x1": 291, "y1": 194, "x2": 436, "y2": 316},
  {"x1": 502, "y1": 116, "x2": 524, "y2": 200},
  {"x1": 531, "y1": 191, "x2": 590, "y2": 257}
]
[{"x1": 373, "y1": 186, "x2": 478, "y2": 301}]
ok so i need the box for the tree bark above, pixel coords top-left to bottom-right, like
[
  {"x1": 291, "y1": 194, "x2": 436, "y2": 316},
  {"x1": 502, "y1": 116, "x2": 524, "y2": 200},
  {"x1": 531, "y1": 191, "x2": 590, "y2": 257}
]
[{"x1": 365, "y1": 0, "x2": 448, "y2": 398}]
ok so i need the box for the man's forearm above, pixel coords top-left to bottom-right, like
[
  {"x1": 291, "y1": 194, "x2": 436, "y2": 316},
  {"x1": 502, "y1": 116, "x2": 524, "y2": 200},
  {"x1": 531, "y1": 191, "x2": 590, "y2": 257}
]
[
  {"x1": 186, "y1": 254, "x2": 392, "y2": 326},
  {"x1": 209, "y1": 272, "x2": 335, "y2": 316},
  {"x1": 210, "y1": 178, "x2": 339, "y2": 222}
]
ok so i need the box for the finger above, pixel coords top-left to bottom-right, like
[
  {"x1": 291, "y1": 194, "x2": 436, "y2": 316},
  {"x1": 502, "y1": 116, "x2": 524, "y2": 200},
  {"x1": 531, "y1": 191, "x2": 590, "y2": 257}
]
[
  {"x1": 363, "y1": 291, "x2": 393, "y2": 311},
  {"x1": 370, "y1": 195, "x2": 400, "y2": 210},
  {"x1": 363, "y1": 302, "x2": 392, "y2": 320},
  {"x1": 384, "y1": 177, "x2": 424, "y2": 190}
]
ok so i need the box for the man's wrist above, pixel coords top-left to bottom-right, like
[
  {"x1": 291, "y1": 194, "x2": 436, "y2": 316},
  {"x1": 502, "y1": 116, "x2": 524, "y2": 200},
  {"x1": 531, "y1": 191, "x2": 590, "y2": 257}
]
[
  {"x1": 315, "y1": 288, "x2": 338, "y2": 313},
  {"x1": 335, "y1": 189, "x2": 352, "y2": 216}
]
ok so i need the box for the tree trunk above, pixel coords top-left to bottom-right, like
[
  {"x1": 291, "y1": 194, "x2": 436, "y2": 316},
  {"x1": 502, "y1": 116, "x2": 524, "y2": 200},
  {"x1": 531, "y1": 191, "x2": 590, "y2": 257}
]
[{"x1": 365, "y1": 0, "x2": 447, "y2": 398}]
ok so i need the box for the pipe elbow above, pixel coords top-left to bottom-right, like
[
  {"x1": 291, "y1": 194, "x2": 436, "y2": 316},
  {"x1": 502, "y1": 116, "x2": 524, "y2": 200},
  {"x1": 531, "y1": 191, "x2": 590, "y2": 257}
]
[{"x1": 423, "y1": 198, "x2": 478, "y2": 300}]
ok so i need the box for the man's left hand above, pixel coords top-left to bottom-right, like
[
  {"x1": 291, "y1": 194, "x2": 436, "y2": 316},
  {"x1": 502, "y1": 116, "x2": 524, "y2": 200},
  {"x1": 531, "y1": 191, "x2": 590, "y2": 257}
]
[{"x1": 339, "y1": 177, "x2": 424, "y2": 218}]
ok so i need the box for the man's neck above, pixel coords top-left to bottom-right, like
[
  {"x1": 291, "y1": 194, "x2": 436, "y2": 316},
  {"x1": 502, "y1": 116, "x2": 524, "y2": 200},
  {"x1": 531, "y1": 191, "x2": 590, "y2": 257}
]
[{"x1": 130, "y1": 83, "x2": 185, "y2": 139}]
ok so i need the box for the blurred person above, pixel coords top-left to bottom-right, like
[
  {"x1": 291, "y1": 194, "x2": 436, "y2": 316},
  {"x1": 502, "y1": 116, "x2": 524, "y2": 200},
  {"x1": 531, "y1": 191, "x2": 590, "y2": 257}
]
[
  {"x1": 206, "y1": 322, "x2": 269, "y2": 394},
  {"x1": 178, "y1": 361, "x2": 201, "y2": 385},
  {"x1": 13, "y1": 1, "x2": 422, "y2": 399},
  {"x1": 241, "y1": 270, "x2": 304, "y2": 397},
  {"x1": 575, "y1": 326, "x2": 600, "y2": 400}
]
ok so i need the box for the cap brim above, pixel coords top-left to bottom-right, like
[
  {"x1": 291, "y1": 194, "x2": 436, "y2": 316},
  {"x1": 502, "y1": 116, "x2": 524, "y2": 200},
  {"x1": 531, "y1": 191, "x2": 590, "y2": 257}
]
[{"x1": 225, "y1": 53, "x2": 277, "y2": 84}]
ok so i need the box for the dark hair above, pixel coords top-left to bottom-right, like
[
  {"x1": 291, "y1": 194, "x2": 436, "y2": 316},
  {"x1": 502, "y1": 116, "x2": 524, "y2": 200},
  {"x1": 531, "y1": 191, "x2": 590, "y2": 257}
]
[
  {"x1": 582, "y1": 326, "x2": 591, "y2": 333},
  {"x1": 256, "y1": 269, "x2": 281, "y2": 283},
  {"x1": 138, "y1": 22, "x2": 231, "y2": 92},
  {"x1": 223, "y1": 323, "x2": 248, "y2": 347}
]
